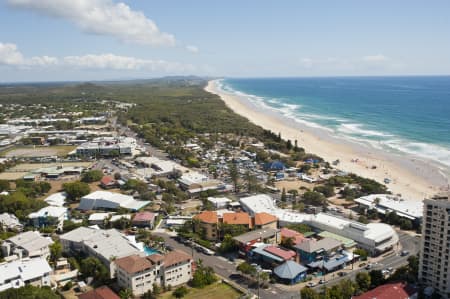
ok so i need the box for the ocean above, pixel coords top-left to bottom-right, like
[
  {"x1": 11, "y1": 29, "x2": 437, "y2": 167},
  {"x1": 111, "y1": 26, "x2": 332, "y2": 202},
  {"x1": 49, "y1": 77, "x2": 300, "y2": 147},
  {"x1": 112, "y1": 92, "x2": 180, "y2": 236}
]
[{"x1": 219, "y1": 77, "x2": 450, "y2": 169}]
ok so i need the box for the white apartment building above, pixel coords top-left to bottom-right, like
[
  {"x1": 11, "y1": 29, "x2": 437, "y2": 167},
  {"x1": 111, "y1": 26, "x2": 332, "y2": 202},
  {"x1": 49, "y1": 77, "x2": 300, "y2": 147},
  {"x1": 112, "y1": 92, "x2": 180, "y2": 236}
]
[
  {"x1": 419, "y1": 193, "x2": 450, "y2": 299},
  {"x1": 115, "y1": 250, "x2": 193, "y2": 296},
  {"x1": 0, "y1": 258, "x2": 52, "y2": 292},
  {"x1": 1, "y1": 231, "x2": 53, "y2": 259}
]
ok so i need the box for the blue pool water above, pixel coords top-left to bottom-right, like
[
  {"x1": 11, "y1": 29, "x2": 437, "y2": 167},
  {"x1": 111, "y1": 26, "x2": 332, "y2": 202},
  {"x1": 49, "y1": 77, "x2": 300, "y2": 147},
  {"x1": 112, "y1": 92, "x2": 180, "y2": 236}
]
[{"x1": 144, "y1": 246, "x2": 158, "y2": 256}]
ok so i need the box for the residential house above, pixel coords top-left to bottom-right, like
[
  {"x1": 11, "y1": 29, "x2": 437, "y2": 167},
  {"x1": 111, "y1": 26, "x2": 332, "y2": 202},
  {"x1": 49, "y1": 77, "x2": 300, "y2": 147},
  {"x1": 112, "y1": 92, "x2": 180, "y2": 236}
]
[
  {"x1": 132, "y1": 212, "x2": 156, "y2": 229},
  {"x1": 233, "y1": 228, "x2": 280, "y2": 257},
  {"x1": 0, "y1": 258, "x2": 52, "y2": 292},
  {"x1": 251, "y1": 244, "x2": 296, "y2": 266},
  {"x1": 295, "y1": 237, "x2": 342, "y2": 264},
  {"x1": 352, "y1": 282, "x2": 418, "y2": 299},
  {"x1": 100, "y1": 176, "x2": 117, "y2": 189},
  {"x1": 253, "y1": 212, "x2": 277, "y2": 229},
  {"x1": 28, "y1": 206, "x2": 68, "y2": 231},
  {"x1": 78, "y1": 286, "x2": 120, "y2": 299},
  {"x1": 0, "y1": 213, "x2": 23, "y2": 231},
  {"x1": 115, "y1": 250, "x2": 193, "y2": 296},
  {"x1": 280, "y1": 228, "x2": 307, "y2": 246},
  {"x1": 78, "y1": 191, "x2": 150, "y2": 211},
  {"x1": 194, "y1": 211, "x2": 218, "y2": 241},
  {"x1": 1, "y1": 231, "x2": 53, "y2": 259}
]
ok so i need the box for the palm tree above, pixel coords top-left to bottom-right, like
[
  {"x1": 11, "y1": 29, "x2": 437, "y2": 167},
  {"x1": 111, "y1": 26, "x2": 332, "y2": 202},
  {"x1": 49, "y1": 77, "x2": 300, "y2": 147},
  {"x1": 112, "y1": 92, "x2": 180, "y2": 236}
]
[{"x1": 119, "y1": 288, "x2": 133, "y2": 299}]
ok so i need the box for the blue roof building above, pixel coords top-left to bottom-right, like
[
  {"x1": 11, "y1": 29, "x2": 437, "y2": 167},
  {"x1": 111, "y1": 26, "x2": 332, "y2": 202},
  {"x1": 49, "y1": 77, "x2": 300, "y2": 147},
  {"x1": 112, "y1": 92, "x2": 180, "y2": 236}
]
[
  {"x1": 264, "y1": 160, "x2": 285, "y2": 172},
  {"x1": 274, "y1": 261, "x2": 307, "y2": 284}
]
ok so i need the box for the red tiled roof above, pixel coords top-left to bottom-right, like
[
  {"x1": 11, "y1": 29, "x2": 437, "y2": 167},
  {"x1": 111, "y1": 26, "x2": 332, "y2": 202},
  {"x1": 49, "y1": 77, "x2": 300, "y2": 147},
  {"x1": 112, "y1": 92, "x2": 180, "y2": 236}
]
[
  {"x1": 280, "y1": 228, "x2": 306, "y2": 245},
  {"x1": 133, "y1": 211, "x2": 155, "y2": 222},
  {"x1": 353, "y1": 282, "x2": 417, "y2": 299},
  {"x1": 78, "y1": 286, "x2": 120, "y2": 299},
  {"x1": 254, "y1": 212, "x2": 277, "y2": 225},
  {"x1": 264, "y1": 245, "x2": 296, "y2": 260},
  {"x1": 194, "y1": 211, "x2": 218, "y2": 224},
  {"x1": 223, "y1": 212, "x2": 251, "y2": 226},
  {"x1": 114, "y1": 254, "x2": 153, "y2": 274},
  {"x1": 164, "y1": 250, "x2": 192, "y2": 267},
  {"x1": 100, "y1": 176, "x2": 115, "y2": 185}
]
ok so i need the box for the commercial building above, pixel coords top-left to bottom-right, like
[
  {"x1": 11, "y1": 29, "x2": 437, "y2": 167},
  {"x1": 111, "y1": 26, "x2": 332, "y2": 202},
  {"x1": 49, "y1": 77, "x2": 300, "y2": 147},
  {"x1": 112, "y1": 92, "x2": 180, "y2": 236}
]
[
  {"x1": 115, "y1": 250, "x2": 193, "y2": 296},
  {"x1": 295, "y1": 237, "x2": 342, "y2": 264},
  {"x1": 1, "y1": 231, "x2": 53, "y2": 259},
  {"x1": 233, "y1": 228, "x2": 280, "y2": 256},
  {"x1": 60, "y1": 227, "x2": 142, "y2": 277},
  {"x1": 136, "y1": 156, "x2": 187, "y2": 179},
  {"x1": 354, "y1": 194, "x2": 423, "y2": 222},
  {"x1": 78, "y1": 191, "x2": 150, "y2": 211},
  {"x1": 207, "y1": 197, "x2": 232, "y2": 209},
  {"x1": 274, "y1": 260, "x2": 308, "y2": 285},
  {"x1": 419, "y1": 193, "x2": 450, "y2": 298},
  {"x1": 0, "y1": 258, "x2": 52, "y2": 292},
  {"x1": 240, "y1": 194, "x2": 399, "y2": 255}
]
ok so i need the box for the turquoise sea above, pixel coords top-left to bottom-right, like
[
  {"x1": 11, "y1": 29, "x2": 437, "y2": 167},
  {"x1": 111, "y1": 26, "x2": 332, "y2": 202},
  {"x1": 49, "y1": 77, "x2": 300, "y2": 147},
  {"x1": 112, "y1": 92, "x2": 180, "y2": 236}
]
[{"x1": 219, "y1": 77, "x2": 450, "y2": 169}]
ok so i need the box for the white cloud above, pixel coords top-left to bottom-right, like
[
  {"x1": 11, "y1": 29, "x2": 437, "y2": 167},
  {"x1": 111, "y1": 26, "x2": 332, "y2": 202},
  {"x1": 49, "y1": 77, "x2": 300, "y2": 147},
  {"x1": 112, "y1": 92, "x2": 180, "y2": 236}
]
[
  {"x1": 0, "y1": 42, "x2": 58, "y2": 67},
  {"x1": 7, "y1": 0, "x2": 176, "y2": 47},
  {"x1": 0, "y1": 42, "x2": 194, "y2": 73},
  {"x1": 63, "y1": 53, "x2": 195, "y2": 72},
  {"x1": 362, "y1": 54, "x2": 389, "y2": 62},
  {"x1": 186, "y1": 45, "x2": 199, "y2": 54}
]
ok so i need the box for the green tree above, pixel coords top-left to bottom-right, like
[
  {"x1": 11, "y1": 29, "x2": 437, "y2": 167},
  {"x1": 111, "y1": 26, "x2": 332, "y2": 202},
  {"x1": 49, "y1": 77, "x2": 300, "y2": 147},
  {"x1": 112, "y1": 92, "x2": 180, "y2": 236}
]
[
  {"x1": 81, "y1": 169, "x2": 104, "y2": 183},
  {"x1": 63, "y1": 181, "x2": 91, "y2": 201},
  {"x1": 281, "y1": 188, "x2": 287, "y2": 202},
  {"x1": 173, "y1": 286, "x2": 189, "y2": 298},
  {"x1": 355, "y1": 271, "x2": 371, "y2": 292},
  {"x1": 300, "y1": 287, "x2": 320, "y2": 299},
  {"x1": 237, "y1": 262, "x2": 256, "y2": 276},
  {"x1": 280, "y1": 237, "x2": 295, "y2": 249},
  {"x1": 152, "y1": 283, "x2": 161, "y2": 295},
  {"x1": 219, "y1": 234, "x2": 237, "y2": 253},
  {"x1": 119, "y1": 288, "x2": 133, "y2": 299},
  {"x1": 141, "y1": 289, "x2": 156, "y2": 299},
  {"x1": 0, "y1": 180, "x2": 9, "y2": 192},
  {"x1": 353, "y1": 248, "x2": 369, "y2": 261},
  {"x1": 369, "y1": 270, "x2": 385, "y2": 287},
  {"x1": 0, "y1": 285, "x2": 59, "y2": 299},
  {"x1": 229, "y1": 163, "x2": 239, "y2": 192},
  {"x1": 80, "y1": 257, "x2": 109, "y2": 285},
  {"x1": 191, "y1": 259, "x2": 217, "y2": 288},
  {"x1": 302, "y1": 191, "x2": 327, "y2": 207},
  {"x1": 49, "y1": 241, "x2": 62, "y2": 263},
  {"x1": 245, "y1": 171, "x2": 258, "y2": 193}
]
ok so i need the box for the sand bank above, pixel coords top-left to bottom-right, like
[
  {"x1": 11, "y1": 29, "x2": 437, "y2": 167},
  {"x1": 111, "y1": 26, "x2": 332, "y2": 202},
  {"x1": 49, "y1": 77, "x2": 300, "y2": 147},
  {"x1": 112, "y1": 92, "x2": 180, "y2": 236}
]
[{"x1": 206, "y1": 79, "x2": 449, "y2": 201}]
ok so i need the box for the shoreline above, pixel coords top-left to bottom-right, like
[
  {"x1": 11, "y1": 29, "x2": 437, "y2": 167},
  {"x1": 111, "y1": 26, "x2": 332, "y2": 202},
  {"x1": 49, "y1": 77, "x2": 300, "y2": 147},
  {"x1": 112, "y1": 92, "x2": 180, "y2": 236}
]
[{"x1": 205, "y1": 79, "x2": 449, "y2": 201}]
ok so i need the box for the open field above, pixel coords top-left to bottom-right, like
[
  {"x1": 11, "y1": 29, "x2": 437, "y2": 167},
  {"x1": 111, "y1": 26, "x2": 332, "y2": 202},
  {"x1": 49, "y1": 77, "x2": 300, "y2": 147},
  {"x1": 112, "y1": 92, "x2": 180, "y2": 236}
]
[
  {"x1": 0, "y1": 172, "x2": 28, "y2": 180},
  {"x1": 159, "y1": 282, "x2": 242, "y2": 299},
  {"x1": 8, "y1": 162, "x2": 92, "y2": 172},
  {"x1": 0, "y1": 145, "x2": 77, "y2": 158}
]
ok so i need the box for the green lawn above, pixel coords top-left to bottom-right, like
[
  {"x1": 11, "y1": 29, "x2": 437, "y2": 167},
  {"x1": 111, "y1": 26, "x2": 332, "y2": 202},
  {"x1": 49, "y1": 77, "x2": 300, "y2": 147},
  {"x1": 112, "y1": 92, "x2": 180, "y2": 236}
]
[
  {"x1": 159, "y1": 282, "x2": 242, "y2": 299},
  {"x1": 0, "y1": 145, "x2": 77, "y2": 158}
]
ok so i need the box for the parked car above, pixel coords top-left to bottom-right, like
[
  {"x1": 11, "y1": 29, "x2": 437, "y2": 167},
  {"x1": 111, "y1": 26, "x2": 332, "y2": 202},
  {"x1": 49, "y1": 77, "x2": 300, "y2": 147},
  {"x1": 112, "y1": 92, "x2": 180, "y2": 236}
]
[
  {"x1": 319, "y1": 279, "x2": 325, "y2": 284},
  {"x1": 307, "y1": 282, "x2": 316, "y2": 288},
  {"x1": 365, "y1": 263, "x2": 373, "y2": 270},
  {"x1": 337, "y1": 271, "x2": 347, "y2": 277},
  {"x1": 400, "y1": 250, "x2": 410, "y2": 256}
]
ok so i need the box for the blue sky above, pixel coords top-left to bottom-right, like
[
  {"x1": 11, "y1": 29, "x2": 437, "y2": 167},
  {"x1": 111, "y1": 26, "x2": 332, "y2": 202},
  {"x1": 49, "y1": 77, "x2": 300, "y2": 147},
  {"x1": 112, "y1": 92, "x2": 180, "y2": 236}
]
[{"x1": 1, "y1": 0, "x2": 450, "y2": 82}]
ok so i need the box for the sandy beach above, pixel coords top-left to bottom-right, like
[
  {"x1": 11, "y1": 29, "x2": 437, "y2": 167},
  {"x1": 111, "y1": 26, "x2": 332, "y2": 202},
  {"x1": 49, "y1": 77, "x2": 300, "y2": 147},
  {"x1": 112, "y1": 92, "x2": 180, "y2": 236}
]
[{"x1": 206, "y1": 79, "x2": 449, "y2": 201}]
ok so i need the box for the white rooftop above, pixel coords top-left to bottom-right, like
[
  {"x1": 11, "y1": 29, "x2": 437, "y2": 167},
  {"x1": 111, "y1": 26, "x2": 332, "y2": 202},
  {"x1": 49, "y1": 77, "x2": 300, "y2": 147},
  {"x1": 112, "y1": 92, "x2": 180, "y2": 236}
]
[
  {"x1": 0, "y1": 258, "x2": 52, "y2": 291},
  {"x1": 6, "y1": 231, "x2": 53, "y2": 254},
  {"x1": 354, "y1": 194, "x2": 423, "y2": 220},
  {"x1": 78, "y1": 191, "x2": 150, "y2": 211},
  {"x1": 28, "y1": 206, "x2": 68, "y2": 219},
  {"x1": 44, "y1": 192, "x2": 67, "y2": 207}
]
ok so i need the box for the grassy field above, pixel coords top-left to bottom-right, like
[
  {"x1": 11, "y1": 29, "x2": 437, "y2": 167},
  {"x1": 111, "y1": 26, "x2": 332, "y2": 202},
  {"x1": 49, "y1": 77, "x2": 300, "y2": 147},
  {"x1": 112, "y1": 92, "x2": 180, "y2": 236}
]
[
  {"x1": 8, "y1": 161, "x2": 92, "y2": 172},
  {"x1": 0, "y1": 172, "x2": 28, "y2": 180},
  {"x1": 0, "y1": 145, "x2": 77, "y2": 158},
  {"x1": 159, "y1": 282, "x2": 242, "y2": 299}
]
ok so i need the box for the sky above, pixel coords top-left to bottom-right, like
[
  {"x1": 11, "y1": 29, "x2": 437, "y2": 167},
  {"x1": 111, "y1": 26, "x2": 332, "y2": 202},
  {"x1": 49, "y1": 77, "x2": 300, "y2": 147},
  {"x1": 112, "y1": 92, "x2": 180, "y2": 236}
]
[{"x1": 1, "y1": 0, "x2": 450, "y2": 82}]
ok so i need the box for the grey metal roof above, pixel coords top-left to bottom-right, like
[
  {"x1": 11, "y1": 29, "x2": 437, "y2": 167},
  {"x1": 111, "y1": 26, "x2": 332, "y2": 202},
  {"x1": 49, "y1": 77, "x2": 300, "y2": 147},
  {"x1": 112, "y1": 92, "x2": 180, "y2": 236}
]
[
  {"x1": 274, "y1": 261, "x2": 307, "y2": 279},
  {"x1": 295, "y1": 237, "x2": 342, "y2": 253},
  {"x1": 233, "y1": 228, "x2": 279, "y2": 244}
]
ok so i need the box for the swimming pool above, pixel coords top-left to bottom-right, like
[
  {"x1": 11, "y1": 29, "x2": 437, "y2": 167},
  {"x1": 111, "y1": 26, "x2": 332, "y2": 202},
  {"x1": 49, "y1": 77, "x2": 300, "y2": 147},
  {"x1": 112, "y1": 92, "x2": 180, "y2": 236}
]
[{"x1": 144, "y1": 246, "x2": 159, "y2": 256}]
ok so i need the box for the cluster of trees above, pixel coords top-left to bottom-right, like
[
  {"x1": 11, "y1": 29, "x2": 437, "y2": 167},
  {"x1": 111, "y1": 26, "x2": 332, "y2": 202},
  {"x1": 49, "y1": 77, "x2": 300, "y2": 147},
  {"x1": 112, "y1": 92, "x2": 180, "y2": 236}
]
[
  {"x1": 81, "y1": 169, "x2": 103, "y2": 183},
  {"x1": 302, "y1": 191, "x2": 328, "y2": 207},
  {"x1": 62, "y1": 181, "x2": 91, "y2": 201},
  {"x1": 381, "y1": 211, "x2": 415, "y2": 231},
  {"x1": 190, "y1": 259, "x2": 217, "y2": 288},
  {"x1": 0, "y1": 180, "x2": 9, "y2": 192},
  {"x1": 0, "y1": 285, "x2": 59, "y2": 299},
  {"x1": 0, "y1": 191, "x2": 47, "y2": 220},
  {"x1": 326, "y1": 174, "x2": 388, "y2": 200},
  {"x1": 15, "y1": 179, "x2": 51, "y2": 198}
]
